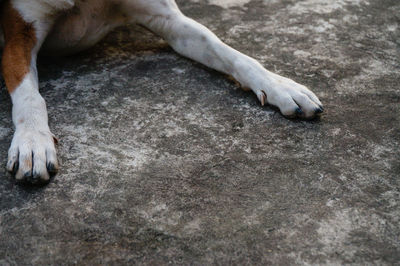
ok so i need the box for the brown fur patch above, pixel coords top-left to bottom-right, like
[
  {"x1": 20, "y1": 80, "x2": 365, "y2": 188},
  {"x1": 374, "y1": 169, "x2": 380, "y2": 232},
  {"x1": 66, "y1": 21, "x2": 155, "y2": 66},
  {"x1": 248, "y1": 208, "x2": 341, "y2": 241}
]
[
  {"x1": 23, "y1": 157, "x2": 32, "y2": 170},
  {"x1": 1, "y1": 0, "x2": 37, "y2": 94}
]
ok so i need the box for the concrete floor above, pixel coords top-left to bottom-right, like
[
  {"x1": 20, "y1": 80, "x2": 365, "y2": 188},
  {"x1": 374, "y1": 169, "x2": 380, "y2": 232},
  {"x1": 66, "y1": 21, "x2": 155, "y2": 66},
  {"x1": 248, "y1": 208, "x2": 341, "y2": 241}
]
[{"x1": 1, "y1": 0, "x2": 399, "y2": 264}]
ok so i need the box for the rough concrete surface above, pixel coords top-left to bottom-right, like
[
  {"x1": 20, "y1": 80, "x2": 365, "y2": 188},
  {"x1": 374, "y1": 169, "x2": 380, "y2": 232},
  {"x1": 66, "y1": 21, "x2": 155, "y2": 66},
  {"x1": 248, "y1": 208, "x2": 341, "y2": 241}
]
[{"x1": 0, "y1": 0, "x2": 399, "y2": 265}]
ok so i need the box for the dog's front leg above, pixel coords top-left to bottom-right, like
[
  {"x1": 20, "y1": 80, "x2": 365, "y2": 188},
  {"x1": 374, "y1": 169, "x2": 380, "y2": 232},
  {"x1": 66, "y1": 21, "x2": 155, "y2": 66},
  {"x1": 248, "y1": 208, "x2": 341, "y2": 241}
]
[
  {"x1": 1, "y1": 2, "x2": 58, "y2": 184},
  {"x1": 135, "y1": 2, "x2": 323, "y2": 118}
]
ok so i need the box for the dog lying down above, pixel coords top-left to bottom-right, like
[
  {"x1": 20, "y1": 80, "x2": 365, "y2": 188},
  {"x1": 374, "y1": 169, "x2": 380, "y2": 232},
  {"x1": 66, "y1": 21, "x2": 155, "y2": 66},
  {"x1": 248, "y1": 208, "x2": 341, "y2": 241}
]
[{"x1": 0, "y1": 0, "x2": 323, "y2": 185}]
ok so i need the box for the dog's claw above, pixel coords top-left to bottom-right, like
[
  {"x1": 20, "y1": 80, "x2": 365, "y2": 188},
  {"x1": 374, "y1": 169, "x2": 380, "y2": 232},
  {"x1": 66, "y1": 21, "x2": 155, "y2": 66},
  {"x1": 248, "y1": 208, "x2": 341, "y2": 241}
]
[
  {"x1": 315, "y1": 107, "x2": 323, "y2": 114},
  {"x1": 261, "y1": 94, "x2": 265, "y2": 106},
  {"x1": 47, "y1": 162, "x2": 59, "y2": 176},
  {"x1": 30, "y1": 173, "x2": 40, "y2": 184},
  {"x1": 258, "y1": 91, "x2": 266, "y2": 106},
  {"x1": 295, "y1": 107, "x2": 304, "y2": 115}
]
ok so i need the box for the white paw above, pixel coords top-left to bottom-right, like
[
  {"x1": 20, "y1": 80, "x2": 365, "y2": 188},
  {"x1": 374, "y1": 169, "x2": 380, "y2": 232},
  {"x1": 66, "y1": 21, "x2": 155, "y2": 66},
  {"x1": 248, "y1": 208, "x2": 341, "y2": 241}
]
[
  {"x1": 253, "y1": 75, "x2": 323, "y2": 119},
  {"x1": 7, "y1": 128, "x2": 58, "y2": 184}
]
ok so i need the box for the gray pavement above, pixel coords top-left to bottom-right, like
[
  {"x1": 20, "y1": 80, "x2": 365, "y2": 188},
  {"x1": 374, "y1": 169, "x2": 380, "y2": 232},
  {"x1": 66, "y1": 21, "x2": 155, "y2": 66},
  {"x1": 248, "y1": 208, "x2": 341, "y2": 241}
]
[{"x1": 0, "y1": 0, "x2": 399, "y2": 264}]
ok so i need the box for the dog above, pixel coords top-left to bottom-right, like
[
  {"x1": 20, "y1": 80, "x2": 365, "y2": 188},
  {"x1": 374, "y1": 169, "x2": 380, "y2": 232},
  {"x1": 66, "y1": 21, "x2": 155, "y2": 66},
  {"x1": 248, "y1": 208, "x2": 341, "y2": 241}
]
[{"x1": 0, "y1": 0, "x2": 323, "y2": 184}]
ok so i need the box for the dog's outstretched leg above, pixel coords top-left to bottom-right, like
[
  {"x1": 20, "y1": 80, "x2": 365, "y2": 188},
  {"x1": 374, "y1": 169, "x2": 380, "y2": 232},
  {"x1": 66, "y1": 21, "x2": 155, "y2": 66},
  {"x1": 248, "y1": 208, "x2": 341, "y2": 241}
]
[
  {"x1": 1, "y1": 1, "x2": 59, "y2": 184},
  {"x1": 131, "y1": 0, "x2": 323, "y2": 118}
]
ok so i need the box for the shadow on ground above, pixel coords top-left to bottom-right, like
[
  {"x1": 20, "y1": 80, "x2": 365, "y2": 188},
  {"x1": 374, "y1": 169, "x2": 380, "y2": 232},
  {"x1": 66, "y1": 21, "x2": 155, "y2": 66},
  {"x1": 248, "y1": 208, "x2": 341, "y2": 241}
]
[{"x1": 0, "y1": 0, "x2": 399, "y2": 264}]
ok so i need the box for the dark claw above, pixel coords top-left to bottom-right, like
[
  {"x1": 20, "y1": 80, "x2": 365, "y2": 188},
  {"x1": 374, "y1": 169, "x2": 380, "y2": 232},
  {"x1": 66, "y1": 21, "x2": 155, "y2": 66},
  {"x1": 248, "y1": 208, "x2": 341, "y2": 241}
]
[
  {"x1": 27, "y1": 171, "x2": 51, "y2": 185},
  {"x1": 22, "y1": 171, "x2": 33, "y2": 183},
  {"x1": 23, "y1": 171, "x2": 32, "y2": 178},
  {"x1": 47, "y1": 162, "x2": 58, "y2": 176},
  {"x1": 315, "y1": 107, "x2": 324, "y2": 114},
  {"x1": 30, "y1": 172, "x2": 41, "y2": 184},
  {"x1": 32, "y1": 171, "x2": 40, "y2": 179},
  {"x1": 295, "y1": 107, "x2": 304, "y2": 115},
  {"x1": 10, "y1": 161, "x2": 19, "y2": 174}
]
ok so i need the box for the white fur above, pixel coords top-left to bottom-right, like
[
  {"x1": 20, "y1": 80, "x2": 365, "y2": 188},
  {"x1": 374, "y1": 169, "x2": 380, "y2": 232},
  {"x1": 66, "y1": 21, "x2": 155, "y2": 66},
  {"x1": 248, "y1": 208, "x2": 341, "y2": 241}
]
[
  {"x1": 5, "y1": 0, "x2": 322, "y2": 182},
  {"x1": 8, "y1": 72, "x2": 57, "y2": 182}
]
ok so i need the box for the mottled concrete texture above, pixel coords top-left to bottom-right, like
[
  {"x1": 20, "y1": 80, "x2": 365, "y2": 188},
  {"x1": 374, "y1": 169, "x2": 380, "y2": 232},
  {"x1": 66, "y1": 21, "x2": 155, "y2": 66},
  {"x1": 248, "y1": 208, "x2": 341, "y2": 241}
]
[{"x1": 1, "y1": 0, "x2": 399, "y2": 265}]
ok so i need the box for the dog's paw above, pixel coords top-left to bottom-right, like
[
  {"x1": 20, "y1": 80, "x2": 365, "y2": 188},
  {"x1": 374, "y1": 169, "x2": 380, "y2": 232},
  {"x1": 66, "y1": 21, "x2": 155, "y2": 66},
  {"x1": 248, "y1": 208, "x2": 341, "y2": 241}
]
[
  {"x1": 7, "y1": 129, "x2": 59, "y2": 185},
  {"x1": 253, "y1": 75, "x2": 323, "y2": 119}
]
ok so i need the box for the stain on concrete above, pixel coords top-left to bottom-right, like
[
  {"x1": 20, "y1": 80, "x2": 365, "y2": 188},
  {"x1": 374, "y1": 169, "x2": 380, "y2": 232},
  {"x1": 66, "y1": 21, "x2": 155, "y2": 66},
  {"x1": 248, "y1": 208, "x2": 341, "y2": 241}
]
[{"x1": 0, "y1": 0, "x2": 399, "y2": 264}]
